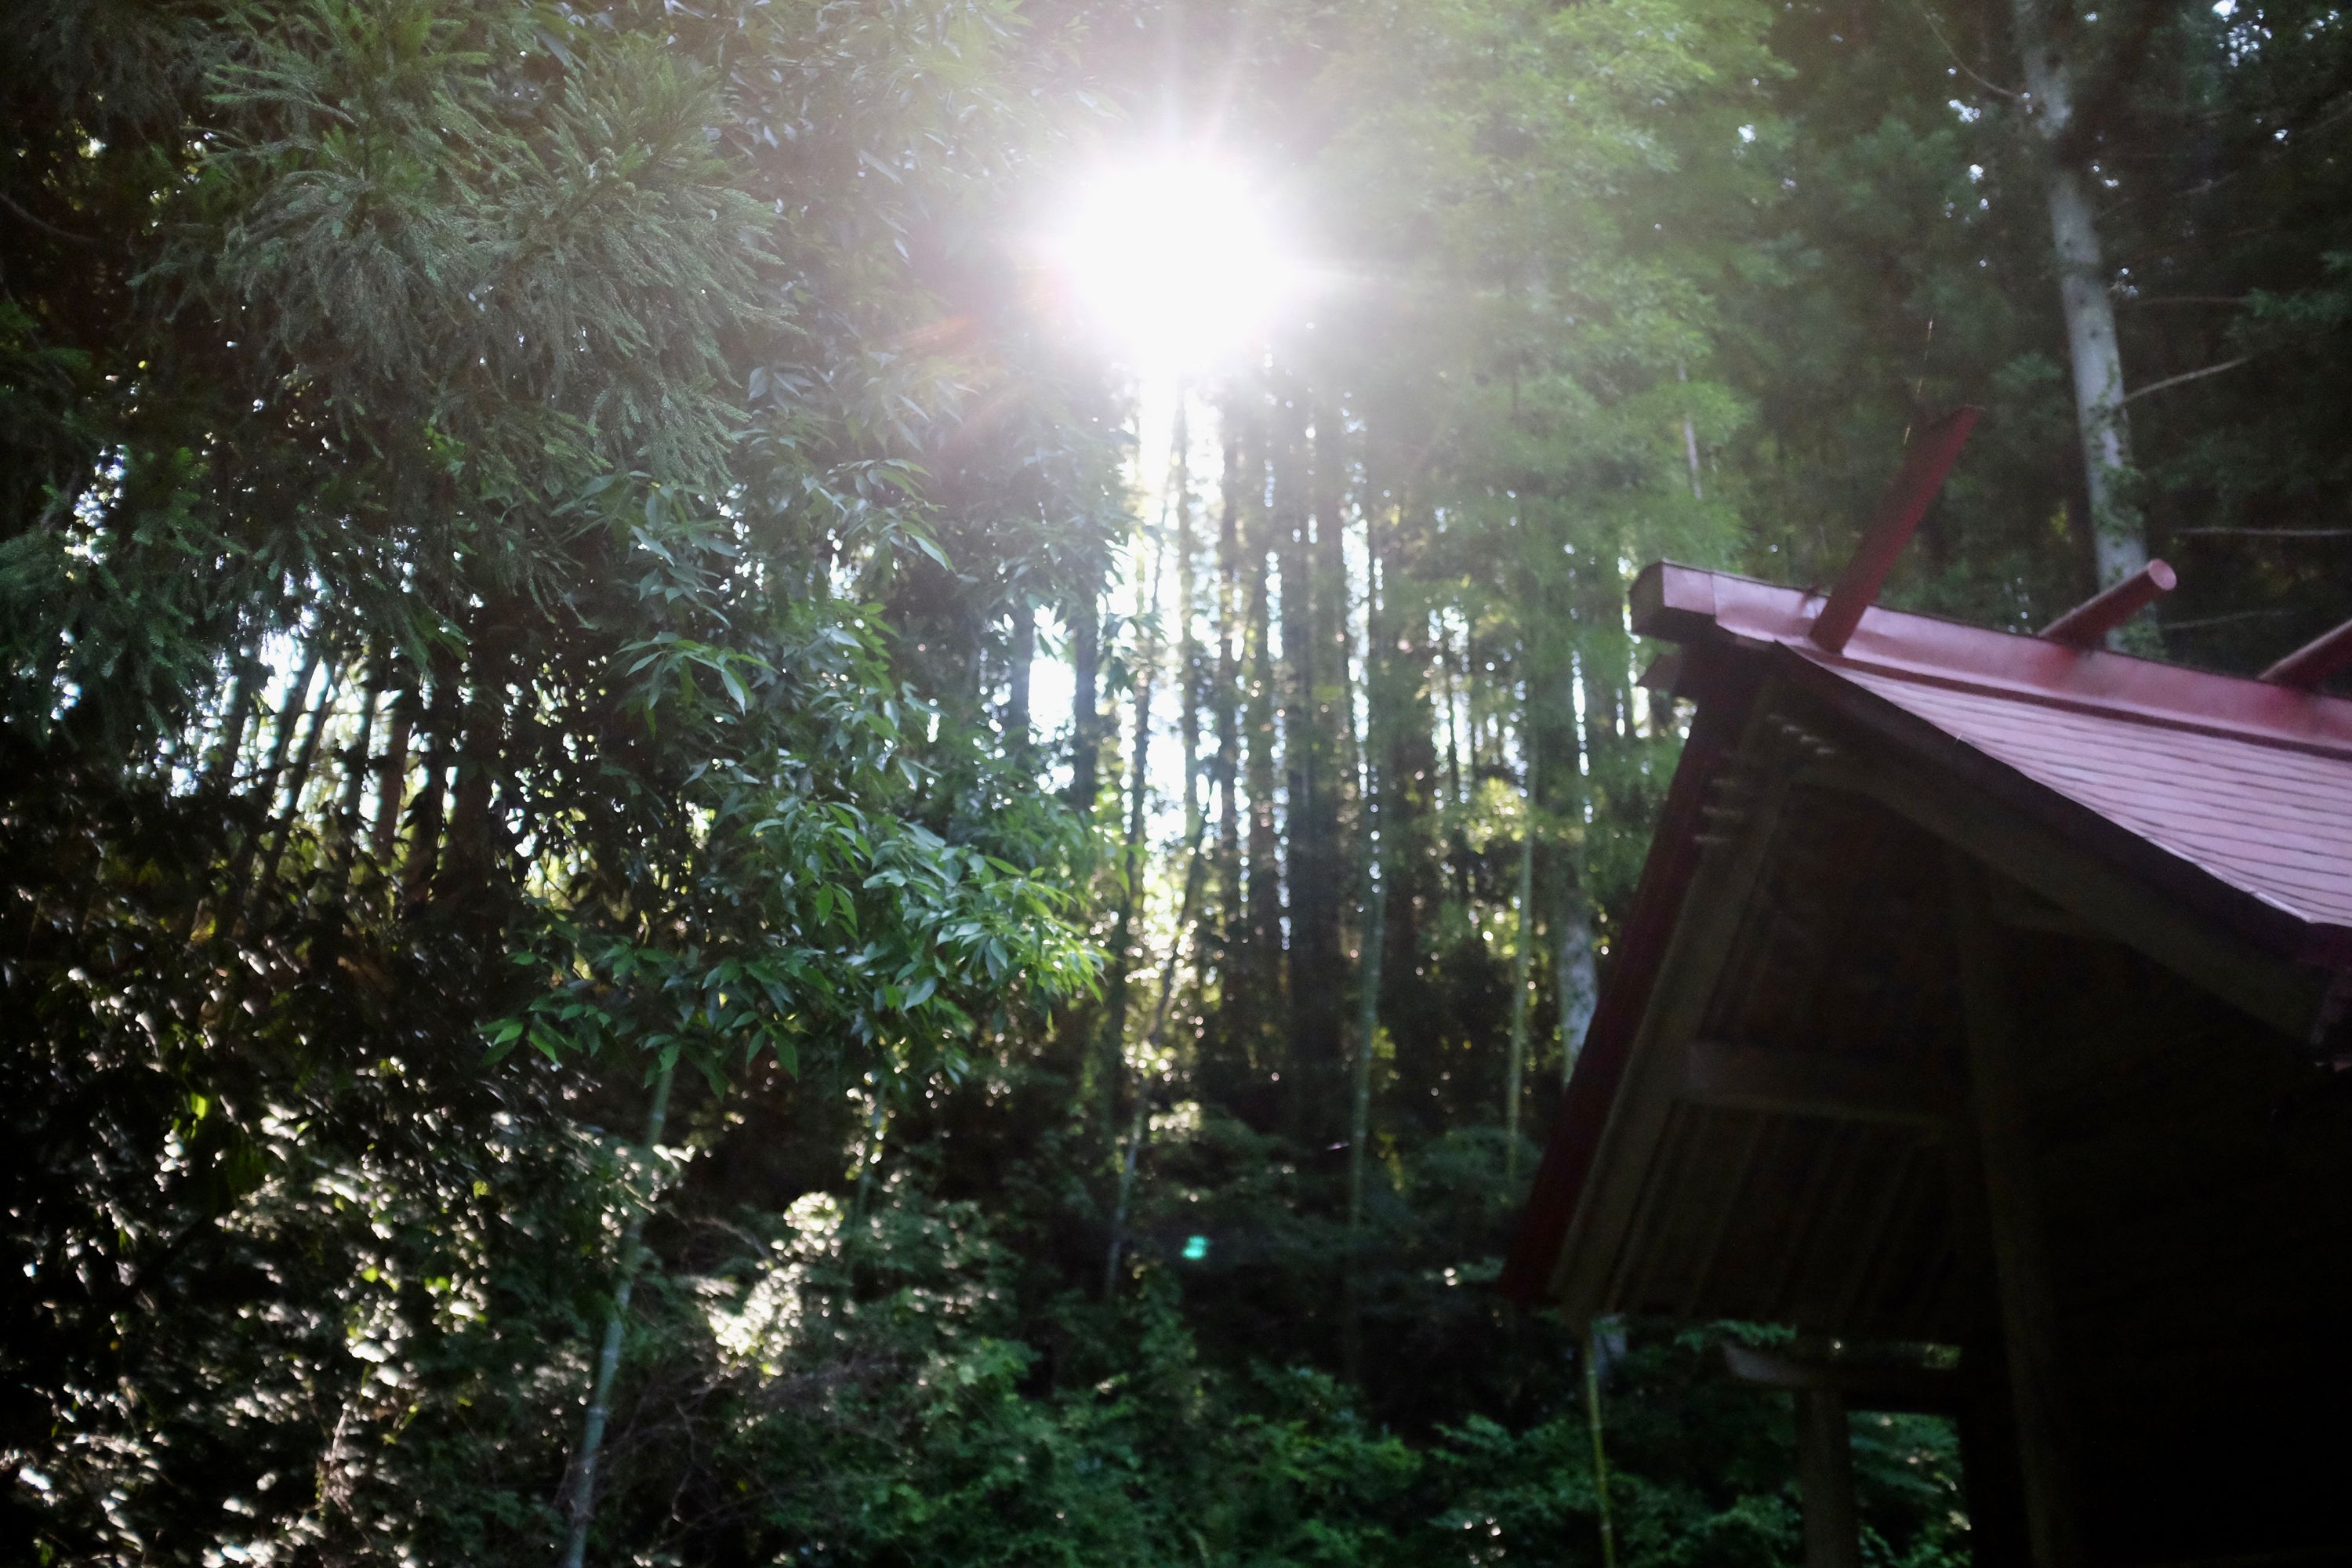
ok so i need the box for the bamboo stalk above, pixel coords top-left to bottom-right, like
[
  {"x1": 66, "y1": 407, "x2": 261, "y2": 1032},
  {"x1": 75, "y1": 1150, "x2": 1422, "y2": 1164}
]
[
  {"x1": 203, "y1": 652, "x2": 262, "y2": 793},
  {"x1": 222, "y1": 641, "x2": 325, "y2": 924},
  {"x1": 368, "y1": 684, "x2": 414, "y2": 872},
  {"x1": 323, "y1": 666, "x2": 381, "y2": 909},
  {"x1": 252, "y1": 652, "x2": 344, "y2": 913},
  {"x1": 400, "y1": 677, "x2": 454, "y2": 912},
  {"x1": 559, "y1": 1058, "x2": 677, "y2": 1568},
  {"x1": 1584, "y1": 1323, "x2": 1620, "y2": 1568}
]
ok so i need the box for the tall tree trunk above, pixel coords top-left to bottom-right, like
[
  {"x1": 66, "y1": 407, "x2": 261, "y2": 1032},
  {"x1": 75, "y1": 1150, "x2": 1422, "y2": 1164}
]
[
  {"x1": 203, "y1": 651, "x2": 262, "y2": 794},
  {"x1": 1242, "y1": 445, "x2": 1285, "y2": 1083},
  {"x1": 252, "y1": 651, "x2": 343, "y2": 914},
  {"x1": 178, "y1": 646, "x2": 265, "y2": 941},
  {"x1": 1006, "y1": 601, "x2": 1034, "y2": 752},
  {"x1": 1214, "y1": 422, "x2": 1245, "y2": 985},
  {"x1": 1099, "y1": 550, "x2": 1161, "y2": 1144},
  {"x1": 369, "y1": 684, "x2": 414, "y2": 871},
  {"x1": 559, "y1": 1058, "x2": 676, "y2": 1568},
  {"x1": 437, "y1": 627, "x2": 508, "y2": 910},
  {"x1": 1549, "y1": 581, "x2": 1602, "y2": 1087},
  {"x1": 1278, "y1": 391, "x2": 1346, "y2": 1134},
  {"x1": 1175, "y1": 402, "x2": 1201, "y2": 848},
  {"x1": 1295, "y1": 402, "x2": 1351, "y2": 1123},
  {"x1": 1504, "y1": 685, "x2": 1538, "y2": 1183},
  {"x1": 1375, "y1": 506, "x2": 1440, "y2": 1081},
  {"x1": 1677, "y1": 362, "x2": 1705, "y2": 503},
  {"x1": 1069, "y1": 576, "x2": 1103, "y2": 815},
  {"x1": 1104, "y1": 812, "x2": 1209, "y2": 1299},
  {"x1": 1439, "y1": 615, "x2": 1474, "y2": 908},
  {"x1": 1552, "y1": 862, "x2": 1599, "y2": 1087},
  {"x1": 1344, "y1": 489, "x2": 1390, "y2": 1384},
  {"x1": 223, "y1": 641, "x2": 325, "y2": 920},
  {"x1": 401, "y1": 673, "x2": 455, "y2": 913},
  {"x1": 2013, "y1": 0, "x2": 2150, "y2": 604},
  {"x1": 324, "y1": 665, "x2": 382, "y2": 909}
]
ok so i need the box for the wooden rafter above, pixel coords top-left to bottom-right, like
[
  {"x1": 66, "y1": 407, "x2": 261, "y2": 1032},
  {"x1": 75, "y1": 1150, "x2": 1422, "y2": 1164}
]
[{"x1": 1679, "y1": 1040, "x2": 1962, "y2": 1128}]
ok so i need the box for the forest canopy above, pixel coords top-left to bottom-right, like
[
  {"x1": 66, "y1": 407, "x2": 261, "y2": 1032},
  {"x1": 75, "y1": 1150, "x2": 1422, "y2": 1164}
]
[{"x1": 3, "y1": 0, "x2": 2347, "y2": 1563}]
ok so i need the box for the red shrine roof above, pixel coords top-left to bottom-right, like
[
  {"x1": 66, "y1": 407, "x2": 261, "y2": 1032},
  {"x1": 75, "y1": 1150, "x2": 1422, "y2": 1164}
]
[
  {"x1": 1501, "y1": 561, "x2": 2352, "y2": 1304},
  {"x1": 1636, "y1": 563, "x2": 2352, "y2": 960}
]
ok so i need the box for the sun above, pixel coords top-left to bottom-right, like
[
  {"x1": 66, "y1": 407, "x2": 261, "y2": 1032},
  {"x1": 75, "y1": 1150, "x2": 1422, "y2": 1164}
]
[{"x1": 1048, "y1": 154, "x2": 1294, "y2": 374}]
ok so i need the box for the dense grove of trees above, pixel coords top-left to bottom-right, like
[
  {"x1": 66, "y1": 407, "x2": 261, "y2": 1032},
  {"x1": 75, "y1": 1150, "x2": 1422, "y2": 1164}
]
[{"x1": 4, "y1": 0, "x2": 2345, "y2": 1563}]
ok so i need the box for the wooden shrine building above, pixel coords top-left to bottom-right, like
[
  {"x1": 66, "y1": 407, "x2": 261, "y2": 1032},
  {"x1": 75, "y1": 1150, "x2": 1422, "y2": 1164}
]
[{"x1": 1501, "y1": 418, "x2": 2352, "y2": 1568}]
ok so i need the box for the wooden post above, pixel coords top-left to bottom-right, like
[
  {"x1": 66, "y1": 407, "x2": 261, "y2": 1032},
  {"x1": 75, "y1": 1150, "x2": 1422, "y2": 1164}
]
[
  {"x1": 1795, "y1": 1388, "x2": 1860, "y2": 1568},
  {"x1": 1956, "y1": 1344, "x2": 2036, "y2": 1568},
  {"x1": 1949, "y1": 850, "x2": 2082, "y2": 1568}
]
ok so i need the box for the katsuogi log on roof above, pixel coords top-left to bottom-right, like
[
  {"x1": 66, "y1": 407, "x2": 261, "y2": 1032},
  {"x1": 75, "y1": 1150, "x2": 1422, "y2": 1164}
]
[{"x1": 1504, "y1": 550, "x2": 2352, "y2": 1568}]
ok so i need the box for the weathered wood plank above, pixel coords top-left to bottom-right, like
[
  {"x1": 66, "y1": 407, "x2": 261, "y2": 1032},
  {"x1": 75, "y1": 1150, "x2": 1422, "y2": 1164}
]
[
  {"x1": 1722, "y1": 1342, "x2": 1965, "y2": 1414},
  {"x1": 1794, "y1": 1387, "x2": 1862, "y2": 1568},
  {"x1": 1679, "y1": 1040, "x2": 1962, "y2": 1127}
]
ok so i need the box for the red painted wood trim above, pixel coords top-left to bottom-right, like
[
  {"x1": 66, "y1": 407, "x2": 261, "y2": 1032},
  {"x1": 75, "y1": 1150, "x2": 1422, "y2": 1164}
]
[
  {"x1": 2263, "y1": 617, "x2": 2352, "y2": 691},
  {"x1": 1648, "y1": 563, "x2": 2352, "y2": 756},
  {"x1": 2038, "y1": 560, "x2": 2176, "y2": 646},
  {"x1": 1808, "y1": 408, "x2": 1980, "y2": 654}
]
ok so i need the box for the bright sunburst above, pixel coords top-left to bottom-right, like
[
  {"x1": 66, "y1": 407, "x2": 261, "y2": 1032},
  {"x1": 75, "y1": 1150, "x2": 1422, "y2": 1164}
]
[{"x1": 1048, "y1": 154, "x2": 1295, "y2": 373}]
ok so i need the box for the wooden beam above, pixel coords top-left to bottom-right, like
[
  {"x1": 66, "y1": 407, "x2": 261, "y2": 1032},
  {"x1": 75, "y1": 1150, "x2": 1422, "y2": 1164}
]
[
  {"x1": 1956, "y1": 1341, "x2": 2037, "y2": 1568},
  {"x1": 1950, "y1": 851, "x2": 2084, "y2": 1568},
  {"x1": 1984, "y1": 883, "x2": 2096, "y2": 938},
  {"x1": 2260, "y1": 615, "x2": 2352, "y2": 690},
  {"x1": 1723, "y1": 1342, "x2": 1965, "y2": 1415},
  {"x1": 1680, "y1": 1040, "x2": 1962, "y2": 1127},
  {"x1": 1795, "y1": 1388, "x2": 1862, "y2": 1568},
  {"x1": 2038, "y1": 558, "x2": 2176, "y2": 646},
  {"x1": 1809, "y1": 408, "x2": 1980, "y2": 654}
]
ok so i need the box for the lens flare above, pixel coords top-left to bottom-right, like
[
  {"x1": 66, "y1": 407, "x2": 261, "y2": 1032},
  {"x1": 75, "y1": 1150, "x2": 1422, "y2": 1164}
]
[{"x1": 1049, "y1": 156, "x2": 1294, "y2": 372}]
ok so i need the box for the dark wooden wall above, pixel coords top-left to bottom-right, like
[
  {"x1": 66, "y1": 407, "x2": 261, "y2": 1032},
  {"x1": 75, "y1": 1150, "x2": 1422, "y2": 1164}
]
[{"x1": 1998, "y1": 917, "x2": 2352, "y2": 1566}]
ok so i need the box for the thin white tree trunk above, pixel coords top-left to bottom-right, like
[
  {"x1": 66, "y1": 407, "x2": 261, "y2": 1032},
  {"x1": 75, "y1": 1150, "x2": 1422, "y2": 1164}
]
[
  {"x1": 1553, "y1": 884, "x2": 1597, "y2": 1087},
  {"x1": 1347, "y1": 859, "x2": 1385, "y2": 1239},
  {"x1": 1676, "y1": 362, "x2": 1704, "y2": 503},
  {"x1": 1505, "y1": 689, "x2": 1538, "y2": 1183},
  {"x1": 2013, "y1": 0, "x2": 2150, "y2": 596},
  {"x1": 1344, "y1": 529, "x2": 1390, "y2": 1380}
]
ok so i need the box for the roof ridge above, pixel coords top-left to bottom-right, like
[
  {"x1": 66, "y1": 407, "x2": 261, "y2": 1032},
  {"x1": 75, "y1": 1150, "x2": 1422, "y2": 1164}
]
[
  {"x1": 1639, "y1": 563, "x2": 2352, "y2": 759},
  {"x1": 1796, "y1": 643, "x2": 2352, "y2": 763}
]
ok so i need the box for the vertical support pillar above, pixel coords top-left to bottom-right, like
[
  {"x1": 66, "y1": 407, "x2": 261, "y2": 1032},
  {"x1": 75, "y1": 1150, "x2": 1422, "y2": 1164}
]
[
  {"x1": 1949, "y1": 851, "x2": 2082, "y2": 1568},
  {"x1": 1795, "y1": 1388, "x2": 1860, "y2": 1568},
  {"x1": 1956, "y1": 1344, "x2": 2036, "y2": 1568}
]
